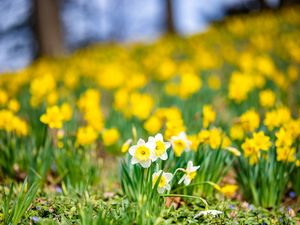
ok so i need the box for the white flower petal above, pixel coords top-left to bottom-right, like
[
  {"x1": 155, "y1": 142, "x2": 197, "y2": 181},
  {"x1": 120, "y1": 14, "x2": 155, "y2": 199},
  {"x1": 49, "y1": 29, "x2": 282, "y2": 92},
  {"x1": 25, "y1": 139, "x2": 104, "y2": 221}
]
[
  {"x1": 187, "y1": 161, "x2": 193, "y2": 170},
  {"x1": 131, "y1": 157, "x2": 138, "y2": 165},
  {"x1": 157, "y1": 187, "x2": 165, "y2": 194},
  {"x1": 152, "y1": 156, "x2": 158, "y2": 162},
  {"x1": 146, "y1": 141, "x2": 156, "y2": 150},
  {"x1": 128, "y1": 146, "x2": 137, "y2": 155},
  {"x1": 165, "y1": 184, "x2": 171, "y2": 191},
  {"x1": 137, "y1": 138, "x2": 145, "y2": 145},
  {"x1": 179, "y1": 132, "x2": 186, "y2": 139},
  {"x1": 140, "y1": 160, "x2": 151, "y2": 168},
  {"x1": 164, "y1": 172, "x2": 173, "y2": 182},
  {"x1": 155, "y1": 133, "x2": 163, "y2": 141},
  {"x1": 191, "y1": 165, "x2": 200, "y2": 172},
  {"x1": 184, "y1": 177, "x2": 191, "y2": 186},
  {"x1": 165, "y1": 142, "x2": 171, "y2": 149},
  {"x1": 160, "y1": 152, "x2": 168, "y2": 160},
  {"x1": 148, "y1": 136, "x2": 155, "y2": 142}
]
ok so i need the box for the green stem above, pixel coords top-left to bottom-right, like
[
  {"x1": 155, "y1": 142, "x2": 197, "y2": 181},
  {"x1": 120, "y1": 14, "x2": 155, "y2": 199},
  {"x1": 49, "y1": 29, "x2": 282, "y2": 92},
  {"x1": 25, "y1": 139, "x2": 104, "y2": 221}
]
[{"x1": 172, "y1": 181, "x2": 218, "y2": 193}]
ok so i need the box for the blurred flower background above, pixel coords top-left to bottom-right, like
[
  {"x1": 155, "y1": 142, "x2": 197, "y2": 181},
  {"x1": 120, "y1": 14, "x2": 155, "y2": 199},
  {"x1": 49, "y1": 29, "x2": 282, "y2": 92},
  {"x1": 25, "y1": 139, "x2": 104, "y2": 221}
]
[{"x1": 0, "y1": 0, "x2": 294, "y2": 72}]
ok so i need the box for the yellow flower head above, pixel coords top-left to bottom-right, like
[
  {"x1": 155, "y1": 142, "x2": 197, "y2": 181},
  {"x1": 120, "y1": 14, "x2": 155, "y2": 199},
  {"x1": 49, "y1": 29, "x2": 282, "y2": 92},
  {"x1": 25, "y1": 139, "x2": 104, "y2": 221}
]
[
  {"x1": 144, "y1": 116, "x2": 162, "y2": 135},
  {"x1": 40, "y1": 106, "x2": 64, "y2": 129},
  {"x1": 171, "y1": 132, "x2": 191, "y2": 157},
  {"x1": 202, "y1": 105, "x2": 216, "y2": 128},
  {"x1": 284, "y1": 119, "x2": 300, "y2": 138},
  {"x1": 102, "y1": 128, "x2": 120, "y2": 146},
  {"x1": 220, "y1": 184, "x2": 238, "y2": 197},
  {"x1": 76, "y1": 126, "x2": 98, "y2": 146},
  {"x1": 252, "y1": 131, "x2": 271, "y2": 151},
  {"x1": 240, "y1": 110, "x2": 260, "y2": 132},
  {"x1": 60, "y1": 103, "x2": 73, "y2": 121},
  {"x1": 0, "y1": 109, "x2": 28, "y2": 136},
  {"x1": 230, "y1": 124, "x2": 244, "y2": 140},
  {"x1": 259, "y1": 89, "x2": 276, "y2": 108},
  {"x1": 208, "y1": 128, "x2": 222, "y2": 149},
  {"x1": 129, "y1": 92, "x2": 154, "y2": 120},
  {"x1": 0, "y1": 89, "x2": 8, "y2": 106},
  {"x1": 208, "y1": 74, "x2": 221, "y2": 90},
  {"x1": 188, "y1": 134, "x2": 200, "y2": 151},
  {"x1": 164, "y1": 119, "x2": 185, "y2": 140},
  {"x1": 165, "y1": 73, "x2": 202, "y2": 99},
  {"x1": 275, "y1": 127, "x2": 293, "y2": 148},
  {"x1": 228, "y1": 72, "x2": 254, "y2": 103},
  {"x1": 277, "y1": 146, "x2": 296, "y2": 162},
  {"x1": 198, "y1": 129, "x2": 210, "y2": 144},
  {"x1": 242, "y1": 138, "x2": 260, "y2": 165},
  {"x1": 8, "y1": 99, "x2": 20, "y2": 112}
]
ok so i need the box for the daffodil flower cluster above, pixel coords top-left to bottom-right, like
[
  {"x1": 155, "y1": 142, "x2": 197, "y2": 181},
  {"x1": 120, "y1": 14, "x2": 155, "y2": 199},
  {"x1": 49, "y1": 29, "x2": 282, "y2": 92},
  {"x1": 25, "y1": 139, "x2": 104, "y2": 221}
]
[{"x1": 129, "y1": 133, "x2": 170, "y2": 168}]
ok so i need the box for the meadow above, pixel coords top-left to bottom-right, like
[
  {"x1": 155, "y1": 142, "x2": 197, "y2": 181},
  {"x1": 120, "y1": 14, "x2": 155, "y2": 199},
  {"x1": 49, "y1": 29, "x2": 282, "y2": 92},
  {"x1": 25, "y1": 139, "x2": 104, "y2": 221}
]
[{"x1": 0, "y1": 7, "x2": 300, "y2": 224}]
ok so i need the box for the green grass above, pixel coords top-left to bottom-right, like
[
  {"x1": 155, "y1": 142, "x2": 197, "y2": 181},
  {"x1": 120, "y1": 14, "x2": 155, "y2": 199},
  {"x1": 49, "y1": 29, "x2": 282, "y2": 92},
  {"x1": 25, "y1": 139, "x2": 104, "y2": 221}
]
[{"x1": 0, "y1": 185, "x2": 298, "y2": 225}]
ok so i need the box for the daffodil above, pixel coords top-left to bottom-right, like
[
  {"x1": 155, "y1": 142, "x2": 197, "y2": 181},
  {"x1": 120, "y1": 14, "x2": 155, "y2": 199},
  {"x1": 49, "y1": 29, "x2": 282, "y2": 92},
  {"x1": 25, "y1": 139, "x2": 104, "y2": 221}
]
[
  {"x1": 148, "y1": 133, "x2": 170, "y2": 161},
  {"x1": 171, "y1": 132, "x2": 191, "y2": 157},
  {"x1": 202, "y1": 105, "x2": 216, "y2": 128},
  {"x1": 129, "y1": 138, "x2": 155, "y2": 168},
  {"x1": 76, "y1": 126, "x2": 98, "y2": 146},
  {"x1": 242, "y1": 138, "x2": 260, "y2": 165},
  {"x1": 240, "y1": 109, "x2": 260, "y2": 132},
  {"x1": 277, "y1": 146, "x2": 296, "y2": 162},
  {"x1": 259, "y1": 89, "x2": 276, "y2": 108},
  {"x1": 121, "y1": 139, "x2": 132, "y2": 153},
  {"x1": 40, "y1": 105, "x2": 63, "y2": 129},
  {"x1": 178, "y1": 161, "x2": 200, "y2": 186},
  {"x1": 152, "y1": 170, "x2": 173, "y2": 194},
  {"x1": 102, "y1": 128, "x2": 120, "y2": 146},
  {"x1": 219, "y1": 184, "x2": 238, "y2": 197},
  {"x1": 252, "y1": 131, "x2": 271, "y2": 151},
  {"x1": 60, "y1": 103, "x2": 73, "y2": 121}
]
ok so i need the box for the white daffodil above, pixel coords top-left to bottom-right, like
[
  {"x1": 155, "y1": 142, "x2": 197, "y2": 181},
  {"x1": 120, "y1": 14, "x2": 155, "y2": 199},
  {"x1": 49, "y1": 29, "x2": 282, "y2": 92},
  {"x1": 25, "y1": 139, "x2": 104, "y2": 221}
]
[
  {"x1": 129, "y1": 138, "x2": 155, "y2": 168},
  {"x1": 148, "y1": 133, "x2": 171, "y2": 162},
  {"x1": 194, "y1": 210, "x2": 223, "y2": 218},
  {"x1": 152, "y1": 170, "x2": 173, "y2": 194},
  {"x1": 171, "y1": 132, "x2": 192, "y2": 157},
  {"x1": 178, "y1": 161, "x2": 200, "y2": 186}
]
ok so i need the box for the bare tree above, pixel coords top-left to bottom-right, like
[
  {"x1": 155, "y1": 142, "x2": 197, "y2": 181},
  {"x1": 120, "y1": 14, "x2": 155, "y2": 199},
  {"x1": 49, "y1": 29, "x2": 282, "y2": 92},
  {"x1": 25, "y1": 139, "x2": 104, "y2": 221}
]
[
  {"x1": 165, "y1": 0, "x2": 176, "y2": 34},
  {"x1": 33, "y1": 0, "x2": 65, "y2": 57}
]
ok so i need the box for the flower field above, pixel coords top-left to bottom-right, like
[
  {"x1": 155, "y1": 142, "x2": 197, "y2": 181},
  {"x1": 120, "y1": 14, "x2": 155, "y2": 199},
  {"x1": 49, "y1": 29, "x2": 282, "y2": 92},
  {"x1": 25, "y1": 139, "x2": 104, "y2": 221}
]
[{"x1": 1, "y1": 7, "x2": 300, "y2": 225}]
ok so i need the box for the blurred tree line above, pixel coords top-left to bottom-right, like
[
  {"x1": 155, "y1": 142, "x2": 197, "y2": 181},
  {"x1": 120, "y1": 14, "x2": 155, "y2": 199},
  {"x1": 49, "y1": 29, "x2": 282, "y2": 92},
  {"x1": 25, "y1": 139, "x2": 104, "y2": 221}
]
[
  {"x1": 0, "y1": 0, "x2": 299, "y2": 72},
  {"x1": 32, "y1": 0, "x2": 299, "y2": 57}
]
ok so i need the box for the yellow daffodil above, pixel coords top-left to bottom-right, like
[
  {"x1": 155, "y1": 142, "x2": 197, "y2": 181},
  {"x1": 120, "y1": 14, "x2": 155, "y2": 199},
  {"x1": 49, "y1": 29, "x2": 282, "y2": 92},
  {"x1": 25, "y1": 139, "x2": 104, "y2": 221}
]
[
  {"x1": 76, "y1": 126, "x2": 98, "y2": 146},
  {"x1": 102, "y1": 128, "x2": 120, "y2": 146},
  {"x1": 40, "y1": 105, "x2": 64, "y2": 129},
  {"x1": 171, "y1": 132, "x2": 191, "y2": 157}
]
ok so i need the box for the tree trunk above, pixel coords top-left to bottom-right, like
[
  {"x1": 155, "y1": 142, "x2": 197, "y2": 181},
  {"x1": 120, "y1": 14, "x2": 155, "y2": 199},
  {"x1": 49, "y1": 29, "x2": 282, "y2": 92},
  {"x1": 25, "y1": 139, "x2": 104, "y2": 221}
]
[
  {"x1": 258, "y1": 0, "x2": 269, "y2": 9},
  {"x1": 33, "y1": 0, "x2": 65, "y2": 57},
  {"x1": 166, "y1": 0, "x2": 176, "y2": 34}
]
